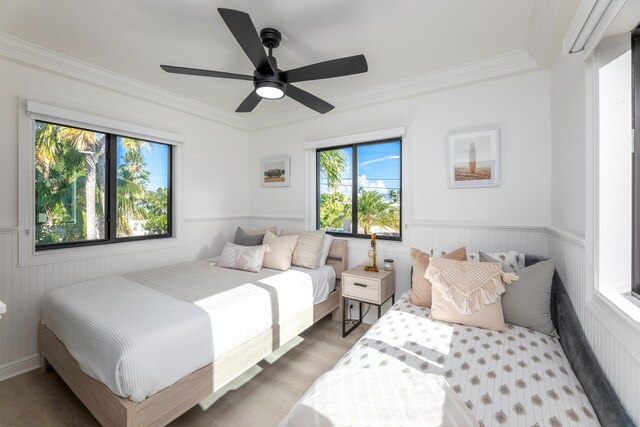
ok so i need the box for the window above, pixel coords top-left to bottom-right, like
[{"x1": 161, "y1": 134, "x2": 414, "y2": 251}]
[
  {"x1": 35, "y1": 121, "x2": 172, "y2": 250},
  {"x1": 634, "y1": 27, "x2": 640, "y2": 297},
  {"x1": 316, "y1": 138, "x2": 401, "y2": 240}
]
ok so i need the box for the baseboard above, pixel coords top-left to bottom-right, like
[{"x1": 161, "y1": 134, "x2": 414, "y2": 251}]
[{"x1": 0, "y1": 354, "x2": 40, "y2": 381}]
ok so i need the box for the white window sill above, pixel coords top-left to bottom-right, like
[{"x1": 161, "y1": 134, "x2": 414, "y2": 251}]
[
  {"x1": 20, "y1": 235, "x2": 184, "y2": 267},
  {"x1": 587, "y1": 290, "x2": 640, "y2": 360}
]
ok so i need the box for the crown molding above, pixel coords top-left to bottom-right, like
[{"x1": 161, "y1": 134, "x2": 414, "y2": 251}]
[
  {"x1": 525, "y1": 0, "x2": 563, "y2": 66},
  {"x1": 0, "y1": 32, "x2": 249, "y2": 131},
  {"x1": 247, "y1": 49, "x2": 539, "y2": 131}
]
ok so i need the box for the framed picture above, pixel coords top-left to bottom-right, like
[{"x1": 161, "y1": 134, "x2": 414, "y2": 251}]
[
  {"x1": 261, "y1": 155, "x2": 290, "y2": 187},
  {"x1": 447, "y1": 128, "x2": 500, "y2": 188}
]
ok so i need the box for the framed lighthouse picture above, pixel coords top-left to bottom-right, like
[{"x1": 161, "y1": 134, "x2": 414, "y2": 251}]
[{"x1": 447, "y1": 128, "x2": 500, "y2": 188}]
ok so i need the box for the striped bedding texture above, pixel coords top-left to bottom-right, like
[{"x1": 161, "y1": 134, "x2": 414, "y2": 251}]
[{"x1": 41, "y1": 260, "x2": 331, "y2": 402}]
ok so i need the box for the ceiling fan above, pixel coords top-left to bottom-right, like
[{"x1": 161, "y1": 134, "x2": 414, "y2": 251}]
[{"x1": 160, "y1": 8, "x2": 368, "y2": 114}]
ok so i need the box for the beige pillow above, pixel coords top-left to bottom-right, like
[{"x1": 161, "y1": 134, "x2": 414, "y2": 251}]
[
  {"x1": 262, "y1": 231, "x2": 299, "y2": 271},
  {"x1": 292, "y1": 230, "x2": 326, "y2": 269},
  {"x1": 409, "y1": 247, "x2": 467, "y2": 308},
  {"x1": 426, "y1": 258, "x2": 517, "y2": 331}
]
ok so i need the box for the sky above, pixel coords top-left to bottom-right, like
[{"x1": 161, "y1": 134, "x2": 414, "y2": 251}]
[
  {"x1": 117, "y1": 138, "x2": 169, "y2": 191},
  {"x1": 320, "y1": 140, "x2": 401, "y2": 196}
]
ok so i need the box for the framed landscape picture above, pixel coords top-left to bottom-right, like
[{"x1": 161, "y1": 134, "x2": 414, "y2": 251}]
[
  {"x1": 447, "y1": 128, "x2": 500, "y2": 188},
  {"x1": 262, "y1": 155, "x2": 290, "y2": 187}
]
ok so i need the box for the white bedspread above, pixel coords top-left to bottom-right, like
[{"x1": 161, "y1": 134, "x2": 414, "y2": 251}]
[
  {"x1": 42, "y1": 260, "x2": 331, "y2": 402},
  {"x1": 124, "y1": 261, "x2": 315, "y2": 361},
  {"x1": 281, "y1": 369, "x2": 479, "y2": 427},
  {"x1": 332, "y1": 291, "x2": 599, "y2": 427},
  {"x1": 41, "y1": 276, "x2": 213, "y2": 402}
]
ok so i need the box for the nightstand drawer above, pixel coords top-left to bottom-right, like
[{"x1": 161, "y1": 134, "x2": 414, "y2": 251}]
[{"x1": 342, "y1": 275, "x2": 380, "y2": 302}]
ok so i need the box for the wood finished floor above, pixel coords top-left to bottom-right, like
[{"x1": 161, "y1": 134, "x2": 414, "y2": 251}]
[{"x1": 0, "y1": 317, "x2": 368, "y2": 427}]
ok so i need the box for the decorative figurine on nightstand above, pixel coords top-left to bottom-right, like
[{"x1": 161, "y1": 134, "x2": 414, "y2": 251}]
[{"x1": 364, "y1": 233, "x2": 379, "y2": 272}]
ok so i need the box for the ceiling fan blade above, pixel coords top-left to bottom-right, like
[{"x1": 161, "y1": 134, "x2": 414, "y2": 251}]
[
  {"x1": 160, "y1": 65, "x2": 253, "y2": 81},
  {"x1": 286, "y1": 85, "x2": 334, "y2": 114},
  {"x1": 236, "y1": 91, "x2": 262, "y2": 112},
  {"x1": 218, "y1": 8, "x2": 274, "y2": 76},
  {"x1": 283, "y1": 54, "x2": 368, "y2": 83}
]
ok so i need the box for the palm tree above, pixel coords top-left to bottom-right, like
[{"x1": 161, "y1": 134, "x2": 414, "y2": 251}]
[
  {"x1": 35, "y1": 122, "x2": 105, "y2": 241},
  {"x1": 357, "y1": 189, "x2": 399, "y2": 235},
  {"x1": 319, "y1": 150, "x2": 348, "y2": 192},
  {"x1": 116, "y1": 138, "x2": 149, "y2": 237},
  {"x1": 58, "y1": 127, "x2": 105, "y2": 240}
]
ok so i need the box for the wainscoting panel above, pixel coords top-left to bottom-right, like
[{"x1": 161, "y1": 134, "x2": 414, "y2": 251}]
[
  {"x1": 548, "y1": 230, "x2": 640, "y2": 425},
  {"x1": 0, "y1": 217, "x2": 245, "y2": 380}
]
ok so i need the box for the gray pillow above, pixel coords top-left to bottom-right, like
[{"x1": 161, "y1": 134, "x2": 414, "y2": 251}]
[
  {"x1": 501, "y1": 259, "x2": 558, "y2": 338},
  {"x1": 478, "y1": 251, "x2": 515, "y2": 273},
  {"x1": 233, "y1": 227, "x2": 265, "y2": 246}
]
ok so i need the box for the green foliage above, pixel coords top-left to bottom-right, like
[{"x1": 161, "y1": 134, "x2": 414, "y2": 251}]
[
  {"x1": 34, "y1": 123, "x2": 169, "y2": 244},
  {"x1": 142, "y1": 188, "x2": 169, "y2": 235},
  {"x1": 320, "y1": 193, "x2": 352, "y2": 230},
  {"x1": 357, "y1": 189, "x2": 399, "y2": 235},
  {"x1": 319, "y1": 150, "x2": 348, "y2": 192}
]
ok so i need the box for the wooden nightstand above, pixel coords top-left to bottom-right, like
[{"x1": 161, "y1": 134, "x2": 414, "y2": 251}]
[{"x1": 341, "y1": 266, "x2": 395, "y2": 337}]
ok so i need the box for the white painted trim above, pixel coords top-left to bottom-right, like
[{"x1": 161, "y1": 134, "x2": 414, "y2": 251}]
[
  {"x1": 18, "y1": 98, "x2": 186, "y2": 267},
  {"x1": 588, "y1": 292, "x2": 640, "y2": 363},
  {"x1": 546, "y1": 227, "x2": 585, "y2": 246},
  {"x1": 0, "y1": 354, "x2": 40, "y2": 382},
  {"x1": 184, "y1": 215, "x2": 248, "y2": 223},
  {"x1": 248, "y1": 215, "x2": 305, "y2": 222},
  {"x1": 26, "y1": 101, "x2": 184, "y2": 145},
  {"x1": 0, "y1": 32, "x2": 248, "y2": 131},
  {"x1": 249, "y1": 50, "x2": 539, "y2": 130},
  {"x1": 305, "y1": 127, "x2": 406, "y2": 150},
  {"x1": 563, "y1": 0, "x2": 628, "y2": 58},
  {"x1": 412, "y1": 220, "x2": 547, "y2": 233},
  {"x1": 525, "y1": 0, "x2": 563, "y2": 66}
]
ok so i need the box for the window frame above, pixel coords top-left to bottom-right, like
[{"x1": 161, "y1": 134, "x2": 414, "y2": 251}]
[
  {"x1": 315, "y1": 137, "x2": 402, "y2": 242},
  {"x1": 33, "y1": 120, "x2": 174, "y2": 252},
  {"x1": 632, "y1": 27, "x2": 640, "y2": 298}
]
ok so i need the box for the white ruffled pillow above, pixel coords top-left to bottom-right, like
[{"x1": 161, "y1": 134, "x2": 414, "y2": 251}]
[{"x1": 217, "y1": 242, "x2": 269, "y2": 273}]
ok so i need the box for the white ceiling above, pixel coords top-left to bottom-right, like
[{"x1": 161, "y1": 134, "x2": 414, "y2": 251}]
[{"x1": 0, "y1": 0, "x2": 575, "y2": 121}]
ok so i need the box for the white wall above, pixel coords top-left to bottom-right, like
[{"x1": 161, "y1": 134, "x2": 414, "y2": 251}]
[
  {"x1": 550, "y1": 52, "x2": 586, "y2": 236},
  {"x1": 0, "y1": 56, "x2": 251, "y2": 377},
  {"x1": 248, "y1": 70, "x2": 552, "y2": 322},
  {"x1": 549, "y1": 48, "x2": 640, "y2": 424},
  {"x1": 249, "y1": 70, "x2": 552, "y2": 226}
]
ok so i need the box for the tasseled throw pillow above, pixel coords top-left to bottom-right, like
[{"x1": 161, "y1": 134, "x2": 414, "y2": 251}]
[{"x1": 426, "y1": 258, "x2": 518, "y2": 331}]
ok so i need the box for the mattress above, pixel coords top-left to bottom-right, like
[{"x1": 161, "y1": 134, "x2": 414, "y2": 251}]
[
  {"x1": 42, "y1": 260, "x2": 336, "y2": 402},
  {"x1": 332, "y1": 291, "x2": 599, "y2": 427}
]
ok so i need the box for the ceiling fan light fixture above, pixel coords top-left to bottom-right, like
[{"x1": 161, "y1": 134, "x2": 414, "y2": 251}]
[{"x1": 255, "y1": 80, "x2": 285, "y2": 99}]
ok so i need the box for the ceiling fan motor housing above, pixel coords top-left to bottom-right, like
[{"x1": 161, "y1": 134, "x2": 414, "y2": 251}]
[{"x1": 260, "y1": 27, "x2": 282, "y2": 49}]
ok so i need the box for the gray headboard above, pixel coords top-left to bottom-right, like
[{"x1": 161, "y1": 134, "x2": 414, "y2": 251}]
[{"x1": 525, "y1": 255, "x2": 634, "y2": 427}]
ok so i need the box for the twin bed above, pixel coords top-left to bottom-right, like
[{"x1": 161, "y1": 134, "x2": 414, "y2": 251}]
[{"x1": 39, "y1": 240, "x2": 347, "y2": 427}]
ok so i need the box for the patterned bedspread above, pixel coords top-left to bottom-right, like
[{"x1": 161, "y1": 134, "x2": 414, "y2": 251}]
[{"x1": 333, "y1": 291, "x2": 599, "y2": 427}]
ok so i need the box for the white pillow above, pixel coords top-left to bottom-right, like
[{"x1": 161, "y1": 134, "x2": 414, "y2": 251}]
[
  {"x1": 262, "y1": 231, "x2": 299, "y2": 271},
  {"x1": 217, "y1": 242, "x2": 268, "y2": 273},
  {"x1": 318, "y1": 234, "x2": 334, "y2": 266},
  {"x1": 467, "y1": 251, "x2": 525, "y2": 270}
]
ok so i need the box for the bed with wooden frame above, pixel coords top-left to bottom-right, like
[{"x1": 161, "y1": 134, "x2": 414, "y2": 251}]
[{"x1": 38, "y1": 239, "x2": 348, "y2": 427}]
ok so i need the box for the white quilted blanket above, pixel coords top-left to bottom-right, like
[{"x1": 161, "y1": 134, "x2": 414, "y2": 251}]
[{"x1": 332, "y1": 292, "x2": 599, "y2": 427}]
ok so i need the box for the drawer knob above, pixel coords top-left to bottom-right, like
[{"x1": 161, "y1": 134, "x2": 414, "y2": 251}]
[{"x1": 354, "y1": 283, "x2": 367, "y2": 287}]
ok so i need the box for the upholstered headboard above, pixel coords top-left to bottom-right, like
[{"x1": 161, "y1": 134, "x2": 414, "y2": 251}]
[{"x1": 524, "y1": 255, "x2": 634, "y2": 427}]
